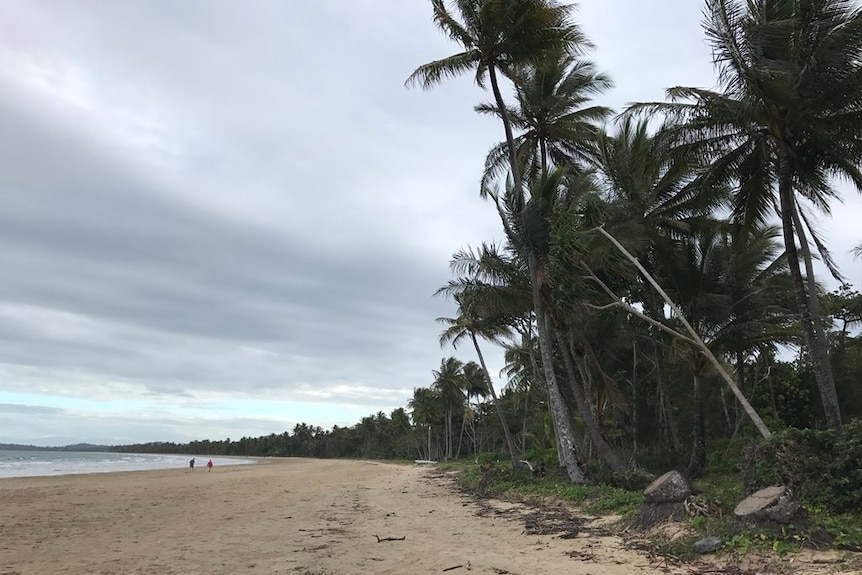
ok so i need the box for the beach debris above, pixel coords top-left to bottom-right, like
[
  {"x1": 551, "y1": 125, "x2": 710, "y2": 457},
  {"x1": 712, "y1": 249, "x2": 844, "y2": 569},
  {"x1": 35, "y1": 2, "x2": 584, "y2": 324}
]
[
  {"x1": 373, "y1": 534, "x2": 406, "y2": 542},
  {"x1": 443, "y1": 565, "x2": 463, "y2": 572}
]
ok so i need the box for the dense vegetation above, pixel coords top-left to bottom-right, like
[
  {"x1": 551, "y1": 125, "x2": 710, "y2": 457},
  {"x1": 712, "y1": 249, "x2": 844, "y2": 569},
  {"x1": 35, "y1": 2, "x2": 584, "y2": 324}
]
[{"x1": 117, "y1": 1, "x2": 862, "y2": 543}]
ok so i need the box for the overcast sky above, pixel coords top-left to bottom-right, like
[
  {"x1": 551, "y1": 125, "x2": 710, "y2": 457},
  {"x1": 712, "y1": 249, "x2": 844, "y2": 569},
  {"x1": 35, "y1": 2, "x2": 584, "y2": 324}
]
[{"x1": 1, "y1": 1, "x2": 860, "y2": 446}]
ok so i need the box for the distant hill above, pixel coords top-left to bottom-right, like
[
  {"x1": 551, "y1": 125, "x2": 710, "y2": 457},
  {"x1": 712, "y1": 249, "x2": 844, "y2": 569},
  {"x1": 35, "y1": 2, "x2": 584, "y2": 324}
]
[{"x1": 0, "y1": 443, "x2": 112, "y2": 452}]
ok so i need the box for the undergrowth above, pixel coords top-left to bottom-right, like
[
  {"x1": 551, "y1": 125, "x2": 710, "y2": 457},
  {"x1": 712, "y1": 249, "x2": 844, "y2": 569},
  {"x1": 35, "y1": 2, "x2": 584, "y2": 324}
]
[{"x1": 440, "y1": 460, "x2": 862, "y2": 562}]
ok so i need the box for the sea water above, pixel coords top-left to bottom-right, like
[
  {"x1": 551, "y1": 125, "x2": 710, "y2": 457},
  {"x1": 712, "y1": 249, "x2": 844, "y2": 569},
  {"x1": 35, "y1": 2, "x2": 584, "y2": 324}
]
[{"x1": 0, "y1": 450, "x2": 255, "y2": 478}]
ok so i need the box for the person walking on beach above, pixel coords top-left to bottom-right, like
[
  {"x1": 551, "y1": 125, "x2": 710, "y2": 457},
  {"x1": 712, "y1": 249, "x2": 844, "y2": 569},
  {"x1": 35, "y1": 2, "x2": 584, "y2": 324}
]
[
  {"x1": 189, "y1": 457, "x2": 195, "y2": 471},
  {"x1": 206, "y1": 459, "x2": 213, "y2": 472}
]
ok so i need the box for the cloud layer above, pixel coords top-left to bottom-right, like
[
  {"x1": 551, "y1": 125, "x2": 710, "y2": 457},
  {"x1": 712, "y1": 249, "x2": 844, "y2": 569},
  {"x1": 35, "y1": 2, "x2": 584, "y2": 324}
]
[{"x1": 0, "y1": 1, "x2": 858, "y2": 445}]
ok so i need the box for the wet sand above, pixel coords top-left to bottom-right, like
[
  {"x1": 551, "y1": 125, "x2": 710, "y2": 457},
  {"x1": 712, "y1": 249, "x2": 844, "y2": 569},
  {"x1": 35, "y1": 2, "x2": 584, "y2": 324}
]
[{"x1": 1, "y1": 458, "x2": 857, "y2": 574}]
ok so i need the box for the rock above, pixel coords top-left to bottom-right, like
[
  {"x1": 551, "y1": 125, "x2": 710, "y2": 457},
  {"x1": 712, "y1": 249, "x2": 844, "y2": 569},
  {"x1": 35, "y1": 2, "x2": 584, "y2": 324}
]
[
  {"x1": 733, "y1": 485, "x2": 787, "y2": 519},
  {"x1": 692, "y1": 536, "x2": 723, "y2": 554},
  {"x1": 643, "y1": 470, "x2": 692, "y2": 504}
]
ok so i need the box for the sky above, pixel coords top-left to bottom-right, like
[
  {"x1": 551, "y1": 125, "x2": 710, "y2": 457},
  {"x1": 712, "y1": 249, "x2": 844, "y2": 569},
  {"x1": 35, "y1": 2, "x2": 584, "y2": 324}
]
[{"x1": 0, "y1": 1, "x2": 860, "y2": 447}]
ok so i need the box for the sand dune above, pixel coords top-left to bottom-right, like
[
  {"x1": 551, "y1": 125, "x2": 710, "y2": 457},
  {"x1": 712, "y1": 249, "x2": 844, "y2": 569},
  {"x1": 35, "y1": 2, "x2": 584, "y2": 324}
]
[{"x1": 1, "y1": 458, "x2": 857, "y2": 574}]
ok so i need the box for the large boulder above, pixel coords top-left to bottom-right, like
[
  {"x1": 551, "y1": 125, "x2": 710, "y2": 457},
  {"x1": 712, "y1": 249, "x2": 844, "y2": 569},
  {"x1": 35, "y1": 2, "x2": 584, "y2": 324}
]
[{"x1": 643, "y1": 470, "x2": 692, "y2": 504}]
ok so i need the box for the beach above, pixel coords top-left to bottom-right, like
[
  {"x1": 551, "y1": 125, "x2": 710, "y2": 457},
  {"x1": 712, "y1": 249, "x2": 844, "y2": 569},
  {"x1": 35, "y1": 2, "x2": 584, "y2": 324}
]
[{"x1": 1, "y1": 458, "x2": 857, "y2": 575}]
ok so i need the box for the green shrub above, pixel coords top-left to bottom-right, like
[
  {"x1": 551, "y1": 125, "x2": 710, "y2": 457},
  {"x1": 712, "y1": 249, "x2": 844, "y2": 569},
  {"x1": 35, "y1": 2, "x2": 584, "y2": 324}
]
[
  {"x1": 523, "y1": 447, "x2": 559, "y2": 469},
  {"x1": 602, "y1": 468, "x2": 655, "y2": 492},
  {"x1": 742, "y1": 419, "x2": 862, "y2": 513},
  {"x1": 475, "y1": 451, "x2": 507, "y2": 464}
]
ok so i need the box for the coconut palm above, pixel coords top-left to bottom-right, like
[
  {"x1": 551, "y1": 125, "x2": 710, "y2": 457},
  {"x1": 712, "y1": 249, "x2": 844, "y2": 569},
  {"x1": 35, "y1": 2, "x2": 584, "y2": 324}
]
[
  {"x1": 406, "y1": 0, "x2": 582, "y2": 192},
  {"x1": 410, "y1": 1, "x2": 596, "y2": 482},
  {"x1": 437, "y1": 296, "x2": 522, "y2": 464},
  {"x1": 478, "y1": 47, "x2": 613, "y2": 187},
  {"x1": 433, "y1": 357, "x2": 467, "y2": 460},
  {"x1": 494, "y1": 166, "x2": 598, "y2": 482},
  {"x1": 408, "y1": 387, "x2": 442, "y2": 460},
  {"x1": 631, "y1": 0, "x2": 862, "y2": 431}
]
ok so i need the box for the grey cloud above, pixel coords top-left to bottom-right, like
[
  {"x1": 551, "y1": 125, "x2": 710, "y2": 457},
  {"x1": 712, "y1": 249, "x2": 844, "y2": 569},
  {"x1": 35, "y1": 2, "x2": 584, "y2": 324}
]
[{"x1": 0, "y1": 1, "x2": 854, "y2": 446}]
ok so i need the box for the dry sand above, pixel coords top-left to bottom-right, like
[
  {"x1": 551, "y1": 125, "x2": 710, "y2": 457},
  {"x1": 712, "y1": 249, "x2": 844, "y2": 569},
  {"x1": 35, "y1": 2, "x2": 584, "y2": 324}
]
[{"x1": 1, "y1": 458, "x2": 858, "y2": 575}]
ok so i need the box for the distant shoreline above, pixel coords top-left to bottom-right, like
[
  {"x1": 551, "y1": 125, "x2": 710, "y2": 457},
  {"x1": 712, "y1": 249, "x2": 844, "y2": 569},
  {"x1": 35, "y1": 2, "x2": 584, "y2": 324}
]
[{"x1": 0, "y1": 449, "x2": 257, "y2": 479}]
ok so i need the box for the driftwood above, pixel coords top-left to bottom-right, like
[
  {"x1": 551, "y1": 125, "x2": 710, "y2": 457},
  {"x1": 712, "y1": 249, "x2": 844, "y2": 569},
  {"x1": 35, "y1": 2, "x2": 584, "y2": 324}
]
[
  {"x1": 374, "y1": 534, "x2": 406, "y2": 542},
  {"x1": 442, "y1": 565, "x2": 463, "y2": 572}
]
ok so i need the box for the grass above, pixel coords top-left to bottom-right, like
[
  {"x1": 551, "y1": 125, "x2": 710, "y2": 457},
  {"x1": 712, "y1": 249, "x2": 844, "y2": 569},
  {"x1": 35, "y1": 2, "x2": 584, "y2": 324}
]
[
  {"x1": 438, "y1": 460, "x2": 862, "y2": 563},
  {"x1": 455, "y1": 461, "x2": 642, "y2": 518}
]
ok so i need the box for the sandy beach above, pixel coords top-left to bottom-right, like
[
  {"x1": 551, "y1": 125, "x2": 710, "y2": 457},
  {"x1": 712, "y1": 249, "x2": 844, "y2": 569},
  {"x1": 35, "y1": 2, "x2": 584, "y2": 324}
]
[{"x1": 1, "y1": 458, "x2": 858, "y2": 575}]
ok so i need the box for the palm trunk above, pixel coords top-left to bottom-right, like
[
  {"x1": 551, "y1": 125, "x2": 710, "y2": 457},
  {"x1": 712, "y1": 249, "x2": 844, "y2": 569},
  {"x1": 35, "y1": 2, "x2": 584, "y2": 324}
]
[
  {"x1": 524, "y1": 329, "x2": 542, "y2": 454},
  {"x1": 631, "y1": 341, "x2": 638, "y2": 458},
  {"x1": 687, "y1": 371, "x2": 706, "y2": 478},
  {"x1": 456, "y1": 413, "x2": 466, "y2": 460},
  {"x1": 488, "y1": 65, "x2": 522, "y2": 193},
  {"x1": 531, "y1": 259, "x2": 591, "y2": 483},
  {"x1": 539, "y1": 138, "x2": 548, "y2": 175},
  {"x1": 489, "y1": 63, "x2": 588, "y2": 482},
  {"x1": 778, "y1": 181, "x2": 842, "y2": 431},
  {"x1": 555, "y1": 325, "x2": 626, "y2": 472},
  {"x1": 471, "y1": 333, "x2": 521, "y2": 465}
]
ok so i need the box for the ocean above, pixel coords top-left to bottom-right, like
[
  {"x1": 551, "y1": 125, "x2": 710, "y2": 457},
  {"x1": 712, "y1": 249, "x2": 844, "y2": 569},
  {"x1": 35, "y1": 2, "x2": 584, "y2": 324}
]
[{"x1": 0, "y1": 450, "x2": 255, "y2": 478}]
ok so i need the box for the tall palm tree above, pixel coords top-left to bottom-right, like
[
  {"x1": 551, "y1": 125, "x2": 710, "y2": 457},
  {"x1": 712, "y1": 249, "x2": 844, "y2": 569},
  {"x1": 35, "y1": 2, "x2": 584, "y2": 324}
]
[
  {"x1": 632, "y1": 0, "x2": 862, "y2": 431},
  {"x1": 496, "y1": 167, "x2": 597, "y2": 482},
  {"x1": 410, "y1": 0, "x2": 594, "y2": 482},
  {"x1": 407, "y1": 0, "x2": 581, "y2": 192}
]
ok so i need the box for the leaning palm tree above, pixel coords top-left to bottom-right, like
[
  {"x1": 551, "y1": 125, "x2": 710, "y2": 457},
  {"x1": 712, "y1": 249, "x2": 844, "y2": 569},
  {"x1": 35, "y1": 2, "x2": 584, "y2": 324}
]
[{"x1": 629, "y1": 0, "x2": 862, "y2": 431}]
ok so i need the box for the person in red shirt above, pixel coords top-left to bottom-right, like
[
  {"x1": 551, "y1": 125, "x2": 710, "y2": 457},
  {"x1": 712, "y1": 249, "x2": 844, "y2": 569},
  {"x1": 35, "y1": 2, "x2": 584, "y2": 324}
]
[{"x1": 206, "y1": 459, "x2": 213, "y2": 472}]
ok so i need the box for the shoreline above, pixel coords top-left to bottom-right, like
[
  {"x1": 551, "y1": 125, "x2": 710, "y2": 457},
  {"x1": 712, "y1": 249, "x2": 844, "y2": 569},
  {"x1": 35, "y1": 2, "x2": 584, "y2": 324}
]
[
  {"x1": 2, "y1": 459, "x2": 858, "y2": 575},
  {"x1": 0, "y1": 450, "x2": 258, "y2": 480}
]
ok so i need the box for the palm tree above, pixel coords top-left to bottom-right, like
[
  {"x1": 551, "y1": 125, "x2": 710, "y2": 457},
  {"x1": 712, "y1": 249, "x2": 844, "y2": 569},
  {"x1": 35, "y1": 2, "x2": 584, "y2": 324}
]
[
  {"x1": 438, "y1": 293, "x2": 522, "y2": 464},
  {"x1": 660, "y1": 228, "x2": 735, "y2": 476},
  {"x1": 496, "y1": 167, "x2": 596, "y2": 482},
  {"x1": 460, "y1": 361, "x2": 488, "y2": 456},
  {"x1": 410, "y1": 0, "x2": 594, "y2": 482},
  {"x1": 632, "y1": 0, "x2": 862, "y2": 431},
  {"x1": 478, "y1": 47, "x2": 613, "y2": 186},
  {"x1": 409, "y1": 387, "x2": 442, "y2": 460},
  {"x1": 406, "y1": 0, "x2": 581, "y2": 192},
  {"x1": 433, "y1": 357, "x2": 467, "y2": 460}
]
